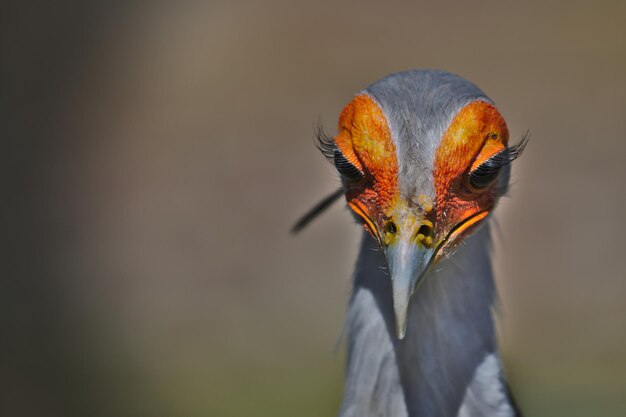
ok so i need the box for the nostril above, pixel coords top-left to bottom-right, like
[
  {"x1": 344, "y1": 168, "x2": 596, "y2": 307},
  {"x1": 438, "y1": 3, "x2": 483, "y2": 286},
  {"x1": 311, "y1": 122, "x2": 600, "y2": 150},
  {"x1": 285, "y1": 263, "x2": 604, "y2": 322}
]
[
  {"x1": 385, "y1": 221, "x2": 397, "y2": 235},
  {"x1": 417, "y1": 223, "x2": 432, "y2": 238}
]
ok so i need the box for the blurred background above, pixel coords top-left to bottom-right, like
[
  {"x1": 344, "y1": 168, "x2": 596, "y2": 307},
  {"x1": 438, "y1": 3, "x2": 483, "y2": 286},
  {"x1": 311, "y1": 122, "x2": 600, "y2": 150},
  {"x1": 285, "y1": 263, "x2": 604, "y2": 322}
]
[{"x1": 4, "y1": 1, "x2": 626, "y2": 416}]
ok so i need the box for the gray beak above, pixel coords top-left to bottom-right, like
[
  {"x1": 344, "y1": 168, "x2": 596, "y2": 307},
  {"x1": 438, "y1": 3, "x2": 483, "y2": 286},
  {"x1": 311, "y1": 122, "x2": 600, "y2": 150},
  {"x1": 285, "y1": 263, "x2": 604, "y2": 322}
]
[{"x1": 385, "y1": 239, "x2": 435, "y2": 339}]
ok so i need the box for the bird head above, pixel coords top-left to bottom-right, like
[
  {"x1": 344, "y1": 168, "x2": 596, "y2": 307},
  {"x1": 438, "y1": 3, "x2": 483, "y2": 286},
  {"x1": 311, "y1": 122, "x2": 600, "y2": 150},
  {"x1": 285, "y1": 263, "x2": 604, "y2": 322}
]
[
  {"x1": 298, "y1": 70, "x2": 526, "y2": 340},
  {"x1": 293, "y1": 70, "x2": 527, "y2": 339}
]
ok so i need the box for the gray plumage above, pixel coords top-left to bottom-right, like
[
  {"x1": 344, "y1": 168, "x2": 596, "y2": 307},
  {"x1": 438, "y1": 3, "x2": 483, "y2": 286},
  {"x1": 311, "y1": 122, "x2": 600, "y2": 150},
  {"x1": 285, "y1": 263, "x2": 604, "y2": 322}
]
[
  {"x1": 336, "y1": 70, "x2": 519, "y2": 417},
  {"x1": 365, "y1": 70, "x2": 494, "y2": 200},
  {"x1": 340, "y1": 227, "x2": 510, "y2": 417}
]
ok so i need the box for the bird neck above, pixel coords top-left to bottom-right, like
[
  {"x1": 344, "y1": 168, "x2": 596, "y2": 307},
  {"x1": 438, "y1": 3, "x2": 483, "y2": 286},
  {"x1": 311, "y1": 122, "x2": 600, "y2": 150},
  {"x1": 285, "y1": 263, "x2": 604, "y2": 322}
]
[{"x1": 340, "y1": 225, "x2": 513, "y2": 417}]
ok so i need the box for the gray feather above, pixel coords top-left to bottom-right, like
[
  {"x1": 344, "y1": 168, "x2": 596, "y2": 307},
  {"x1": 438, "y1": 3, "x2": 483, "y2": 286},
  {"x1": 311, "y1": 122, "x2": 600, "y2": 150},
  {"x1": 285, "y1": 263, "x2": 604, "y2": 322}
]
[
  {"x1": 340, "y1": 225, "x2": 512, "y2": 417},
  {"x1": 458, "y1": 354, "x2": 514, "y2": 417},
  {"x1": 364, "y1": 69, "x2": 492, "y2": 200}
]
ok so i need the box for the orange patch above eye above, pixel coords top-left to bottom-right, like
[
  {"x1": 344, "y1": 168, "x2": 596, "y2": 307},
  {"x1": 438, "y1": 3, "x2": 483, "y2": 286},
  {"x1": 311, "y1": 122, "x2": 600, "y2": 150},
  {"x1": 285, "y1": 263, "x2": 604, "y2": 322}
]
[
  {"x1": 334, "y1": 94, "x2": 398, "y2": 223},
  {"x1": 433, "y1": 100, "x2": 509, "y2": 231},
  {"x1": 470, "y1": 132, "x2": 507, "y2": 171}
]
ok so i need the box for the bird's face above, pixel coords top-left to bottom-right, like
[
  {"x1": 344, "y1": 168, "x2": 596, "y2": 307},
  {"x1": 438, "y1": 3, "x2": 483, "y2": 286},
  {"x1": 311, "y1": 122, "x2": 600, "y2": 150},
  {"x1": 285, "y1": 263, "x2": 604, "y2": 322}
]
[{"x1": 320, "y1": 86, "x2": 525, "y2": 339}]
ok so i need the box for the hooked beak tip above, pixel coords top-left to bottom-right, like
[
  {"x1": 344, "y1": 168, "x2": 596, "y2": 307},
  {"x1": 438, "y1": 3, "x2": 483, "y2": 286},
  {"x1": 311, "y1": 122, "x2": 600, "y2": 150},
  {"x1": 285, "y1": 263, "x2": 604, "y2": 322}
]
[
  {"x1": 391, "y1": 275, "x2": 412, "y2": 340},
  {"x1": 396, "y1": 316, "x2": 407, "y2": 340}
]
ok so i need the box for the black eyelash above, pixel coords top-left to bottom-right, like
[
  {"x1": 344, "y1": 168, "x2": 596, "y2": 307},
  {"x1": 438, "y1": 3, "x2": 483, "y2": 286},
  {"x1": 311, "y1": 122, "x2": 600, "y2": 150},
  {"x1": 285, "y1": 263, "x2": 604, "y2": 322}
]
[
  {"x1": 469, "y1": 133, "x2": 529, "y2": 189},
  {"x1": 315, "y1": 123, "x2": 337, "y2": 160},
  {"x1": 315, "y1": 124, "x2": 364, "y2": 182}
]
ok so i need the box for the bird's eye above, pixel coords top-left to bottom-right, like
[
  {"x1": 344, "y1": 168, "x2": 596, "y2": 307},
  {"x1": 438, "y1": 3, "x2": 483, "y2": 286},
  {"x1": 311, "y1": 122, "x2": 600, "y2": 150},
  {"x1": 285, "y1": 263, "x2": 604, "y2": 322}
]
[
  {"x1": 333, "y1": 149, "x2": 364, "y2": 182},
  {"x1": 466, "y1": 135, "x2": 529, "y2": 192},
  {"x1": 467, "y1": 163, "x2": 502, "y2": 191}
]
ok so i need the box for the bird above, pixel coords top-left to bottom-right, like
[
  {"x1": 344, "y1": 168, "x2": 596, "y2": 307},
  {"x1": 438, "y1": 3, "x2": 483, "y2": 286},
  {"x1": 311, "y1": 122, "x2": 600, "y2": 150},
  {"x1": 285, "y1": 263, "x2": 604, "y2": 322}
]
[{"x1": 293, "y1": 69, "x2": 528, "y2": 417}]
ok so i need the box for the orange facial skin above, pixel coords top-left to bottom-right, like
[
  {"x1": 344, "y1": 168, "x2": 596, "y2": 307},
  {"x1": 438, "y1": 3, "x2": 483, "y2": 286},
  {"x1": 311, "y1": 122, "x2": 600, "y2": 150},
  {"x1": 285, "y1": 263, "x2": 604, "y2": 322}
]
[
  {"x1": 334, "y1": 94, "x2": 399, "y2": 242},
  {"x1": 433, "y1": 100, "x2": 509, "y2": 252},
  {"x1": 332, "y1": 96, "x2": 509, "y2": 256}
]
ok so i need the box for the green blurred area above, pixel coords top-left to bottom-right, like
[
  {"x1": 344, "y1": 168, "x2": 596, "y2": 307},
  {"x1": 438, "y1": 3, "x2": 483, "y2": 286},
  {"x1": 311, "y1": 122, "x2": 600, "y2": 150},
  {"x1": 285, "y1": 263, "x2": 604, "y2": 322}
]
[{"x1": 4, "y1": 1, "x2": 626, "y2": 416}]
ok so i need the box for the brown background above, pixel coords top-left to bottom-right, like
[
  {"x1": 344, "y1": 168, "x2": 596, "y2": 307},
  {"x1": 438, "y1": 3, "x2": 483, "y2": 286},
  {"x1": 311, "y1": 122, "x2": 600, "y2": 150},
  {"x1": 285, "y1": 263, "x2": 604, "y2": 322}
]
[{"x1": 4, "y1": 1, "x2": 626, "y2": 416}]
